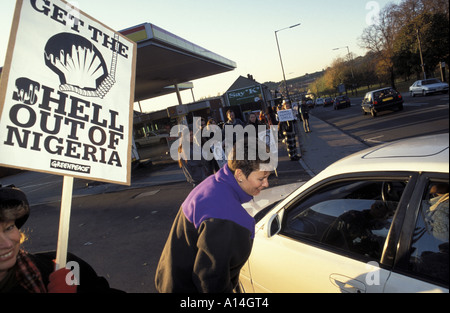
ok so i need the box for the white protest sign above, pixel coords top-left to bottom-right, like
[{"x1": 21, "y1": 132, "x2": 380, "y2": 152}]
[
  {"x1": 0, "y1": 0, "x2": 137, "y2": 185},
  {"x1": 277, "y1": 109, "x2": 295, "y2": 122},
  {"x1": 212, "y1": 141, "x2": 227, "y2": 168}
]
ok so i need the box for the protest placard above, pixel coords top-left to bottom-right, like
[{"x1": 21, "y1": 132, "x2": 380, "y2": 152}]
[
  {"x1": 0, "y1": 0, "x2": 137, "y2": 269},
  {"x1": 277, "y1": 109, "x2": 295, "y2": 122},
  {"x1": 0, "y1": 0, "x2": 137, "y2": 186}
]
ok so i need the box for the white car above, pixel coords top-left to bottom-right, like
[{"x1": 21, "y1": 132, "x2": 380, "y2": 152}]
[
  {"x1": 134, "y1": 131, "x2": 169, "y2": 148},
  {"x1": 315, "y1": 98, "x2": 324, "y2": 106},
  {"x1": 240, "y1": 133, "x2": 449, "y2": 293},
  {"x1": 409, "y1": 78, "x2": 449, "y2": 96}
]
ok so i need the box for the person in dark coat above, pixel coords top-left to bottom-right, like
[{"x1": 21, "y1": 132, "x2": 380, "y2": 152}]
[
  {"x1": 299, "y1": 100, "x2": 311, "y2": 133},
  {"x1": 0, "y1": 186, "x2": 122, "y2": 293},
  {"x1": 155, "y1": 139, "x2": 272, "y2": 293},
  {"x1": 264, "y1": 106, "x2": 277, "y2": 127},
  {"x1": 246, "y1": 112, "x2": 262, "y2": 128},
  {"x1": 278, "y1": 101, "x2": 300, "y2": 161},
  {"x1": 178, "y1": 128, "x2": 214, "y2": 187},
  {"x1": 223, "y1": 110, "x2": 245, "y2": 128}
]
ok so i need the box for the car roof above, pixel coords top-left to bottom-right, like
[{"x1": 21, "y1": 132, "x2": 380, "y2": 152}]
[
  {"x1": 318, "y1": 133, "x2": 449, "y2": 178},
  {"x1": 416, "y1": 78, "x2": 446, "y2": 83},
  {"x1": 367, "y1": 87, "x2": 395, "y2": 93}
]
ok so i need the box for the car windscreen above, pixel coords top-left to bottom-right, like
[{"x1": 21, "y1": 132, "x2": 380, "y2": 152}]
[
  {"x1": 373, "y1": 89, "x2": 397, "y2": 100},
  {"x1": 423, "y1": 79, "x2": 440, "y2": 85}
]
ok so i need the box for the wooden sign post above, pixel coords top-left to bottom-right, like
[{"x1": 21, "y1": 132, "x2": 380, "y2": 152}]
[{"x1": 55, "y1": 176, "x2": 74, "y2": 270}]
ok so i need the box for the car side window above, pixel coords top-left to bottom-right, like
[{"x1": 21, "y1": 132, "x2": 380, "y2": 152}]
[
  {"x1": 405, "y1": 180, "x2": 448, "y2": 286},
  {"x1": 281, "y1": 179, "x2": 407, "y2": 262}
]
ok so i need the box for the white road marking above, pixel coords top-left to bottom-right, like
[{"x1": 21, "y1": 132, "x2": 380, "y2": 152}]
[{"x1": 364, "y1": 135, "x2": 385, "y2": 144}]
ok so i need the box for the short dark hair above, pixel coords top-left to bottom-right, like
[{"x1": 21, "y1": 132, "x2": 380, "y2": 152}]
[
  {"x1": 228, "y1": 138, "x2": 271, "y2": 177},
  {"x1": 0, "y1": 187, "x2": 30, "y2": 229}
]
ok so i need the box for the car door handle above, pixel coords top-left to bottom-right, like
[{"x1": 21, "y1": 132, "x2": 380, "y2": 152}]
[{"x1": 330, "y1": 274, "x2": 366, "y2": 293}]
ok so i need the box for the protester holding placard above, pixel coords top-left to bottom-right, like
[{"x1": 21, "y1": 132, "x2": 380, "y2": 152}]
[
  {"x1": 278, "y1": 101, "x2": 300, "y2": 161},
  {"x1": 0, "y1": 186, "x2": 122, "y2": 293}
]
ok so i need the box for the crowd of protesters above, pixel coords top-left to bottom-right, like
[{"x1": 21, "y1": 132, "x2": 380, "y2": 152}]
[{"x1": 177, "y1": 97, "x2": 314, "y2": 186}]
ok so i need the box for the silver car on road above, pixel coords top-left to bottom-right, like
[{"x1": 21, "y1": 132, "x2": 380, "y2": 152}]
[{"x1": 409, "y1": 78, "x2": 449, "y2": 96}]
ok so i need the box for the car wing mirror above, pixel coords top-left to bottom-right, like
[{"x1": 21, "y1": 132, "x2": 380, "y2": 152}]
[{"x1": 265, "y1": 213, "x2": 282, "y2": 238}]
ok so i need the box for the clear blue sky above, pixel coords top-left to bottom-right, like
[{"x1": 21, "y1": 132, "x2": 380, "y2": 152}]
[{"x1": 1, "y1": 0, "x2": 400, "y2": 112}]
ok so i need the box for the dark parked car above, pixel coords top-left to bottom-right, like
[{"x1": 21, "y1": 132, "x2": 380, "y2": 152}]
[
  {"x1": 333, "y1": 95, "x2": 351, "y2": 110},
  {"x1": 361, "y1": 87, "x2": 403, "y2": 117},
  {"x1": 323, "y1": 97, "x2": 334, "y2": 107}
]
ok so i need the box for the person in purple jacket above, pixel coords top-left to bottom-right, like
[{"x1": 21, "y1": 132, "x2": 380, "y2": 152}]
[{"x1": 155, "y1": 139, "x2": 272, "y2": 293}]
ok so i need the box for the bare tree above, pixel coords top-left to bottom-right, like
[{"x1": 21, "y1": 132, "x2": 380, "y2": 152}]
[{"x1": 359, "y1": 3, "x2": 402, "y2": 88}]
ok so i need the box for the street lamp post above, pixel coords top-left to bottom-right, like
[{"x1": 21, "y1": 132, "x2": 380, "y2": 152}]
[
  {"x1": 332, "y1": 46, "x2": 355, "y2": 79},
  {"x1": 275, "y1": 23, "x2": 301, "y2": 103},
  {"x1": 416, "y1": 28, "x2": 427, "y2": 80},
  {"x1": 333, "y1": 46, "x2": 355, "y2": 95}
]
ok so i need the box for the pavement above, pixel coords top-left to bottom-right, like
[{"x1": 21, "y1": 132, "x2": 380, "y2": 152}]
[
  {"x1": 297, "y1": 114, "x2": 368, "y2": 175},
  {"x1": 0, "y1": 112, "x2": 369, "y2": 206}
]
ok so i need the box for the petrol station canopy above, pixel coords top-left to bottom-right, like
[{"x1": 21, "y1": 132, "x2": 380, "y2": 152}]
[{"x1": 120, "y1": 23, "x2": 237, "y2": 102}]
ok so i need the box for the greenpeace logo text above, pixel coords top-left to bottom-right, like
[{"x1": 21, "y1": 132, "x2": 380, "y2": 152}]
[{"x1": 51, "y1": 159, "x2": 91, "y2": 174}]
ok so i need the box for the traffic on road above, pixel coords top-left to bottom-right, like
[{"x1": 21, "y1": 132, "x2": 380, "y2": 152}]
[{"x1": 311, "y1": 92, "x2": 449, "y2": 146}]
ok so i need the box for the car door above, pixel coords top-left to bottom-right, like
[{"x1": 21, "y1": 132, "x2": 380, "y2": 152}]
[
  {"x1": 412, "y1": 81, "x2": 421, "y2": 94},
  {"x1": 362, "y1": 93, "x2": 371, "y2": 111},
  {"x1": 384, "y1": 173, "x2": 449, "y2": 292},
  {"x1": 247, "y1": 174, "x2": 416, "y2": 293}
]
